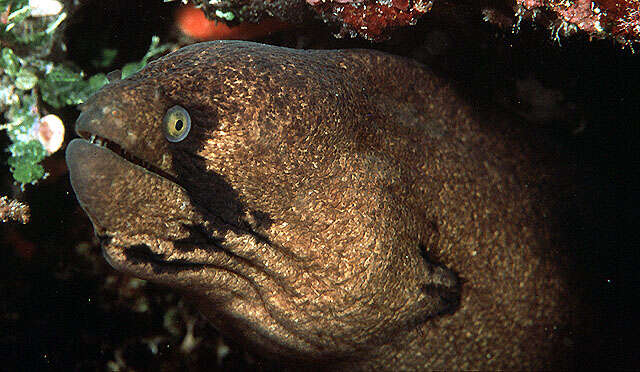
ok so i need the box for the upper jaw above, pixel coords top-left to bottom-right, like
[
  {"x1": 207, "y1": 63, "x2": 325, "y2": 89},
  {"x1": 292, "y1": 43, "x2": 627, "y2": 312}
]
[
  {"x1": 74, "y1": 91, "x2": 138, "y2": 150},
  {"x1": 74, "y1": 88, "x2": 179, "y2": 182}
]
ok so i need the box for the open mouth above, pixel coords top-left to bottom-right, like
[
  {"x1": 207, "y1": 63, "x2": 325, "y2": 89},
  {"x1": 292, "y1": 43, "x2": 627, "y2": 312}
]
[{"x1": 78, "y1": 130, "x2": 180, "y2": 184}]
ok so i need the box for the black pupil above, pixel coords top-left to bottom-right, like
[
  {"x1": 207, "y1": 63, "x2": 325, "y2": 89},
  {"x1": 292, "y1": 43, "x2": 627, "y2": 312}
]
[{"x1": 175, "y1": 119, "x2": 183, "y2": 131}]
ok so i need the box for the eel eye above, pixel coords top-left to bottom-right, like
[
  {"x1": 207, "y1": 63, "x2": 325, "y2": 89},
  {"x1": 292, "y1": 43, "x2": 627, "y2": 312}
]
[{"x1": 163, "y1": 105, "x2": 191, "y2": 142}]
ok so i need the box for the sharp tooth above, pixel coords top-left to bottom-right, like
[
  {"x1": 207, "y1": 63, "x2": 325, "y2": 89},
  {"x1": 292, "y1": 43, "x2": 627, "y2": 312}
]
[{"x1": 89, "y1": 135, "x2": 96, "y2": 143}]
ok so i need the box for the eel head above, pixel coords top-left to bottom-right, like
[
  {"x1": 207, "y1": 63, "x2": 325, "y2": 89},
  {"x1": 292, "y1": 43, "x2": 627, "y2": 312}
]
[{"x1": 66, "y1": 41, "x2": 459, "y2": 361}]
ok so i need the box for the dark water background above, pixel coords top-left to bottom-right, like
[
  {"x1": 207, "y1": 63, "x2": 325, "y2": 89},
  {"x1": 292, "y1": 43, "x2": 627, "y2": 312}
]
[{"x1": 1, "y1": 0, "x2": 639, "y2": 370}]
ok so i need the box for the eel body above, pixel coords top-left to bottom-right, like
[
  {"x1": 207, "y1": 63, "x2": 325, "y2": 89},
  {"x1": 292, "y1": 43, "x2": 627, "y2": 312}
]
[{"x1": 66, "y1": 40, "x2": 579, "y2": 369}]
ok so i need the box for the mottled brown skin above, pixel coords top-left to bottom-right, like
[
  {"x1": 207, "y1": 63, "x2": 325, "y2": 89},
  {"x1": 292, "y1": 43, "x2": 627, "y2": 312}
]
[{"x1": 66, "y1": 41, "x2": 578, "y2": 369}]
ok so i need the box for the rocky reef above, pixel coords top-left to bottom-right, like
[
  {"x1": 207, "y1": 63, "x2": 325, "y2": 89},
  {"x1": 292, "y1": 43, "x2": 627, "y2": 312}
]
[{"x1": 191, "y1": 0, "x2": 640, "y2": 44}]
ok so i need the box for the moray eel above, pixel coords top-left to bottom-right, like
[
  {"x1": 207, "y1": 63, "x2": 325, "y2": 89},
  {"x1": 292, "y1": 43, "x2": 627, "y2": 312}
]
[{"x1": 66, "y1": 41, "x2": 579, "y2": 369}]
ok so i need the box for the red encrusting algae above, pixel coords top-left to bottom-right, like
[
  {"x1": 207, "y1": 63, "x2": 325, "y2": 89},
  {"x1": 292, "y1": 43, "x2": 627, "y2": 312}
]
[
  {"x1": 309, "y1": 0, "x2": 433, "y2": 41},
  {"x1": 517, "y1": 0, "x2": 640, "y2": 43}
]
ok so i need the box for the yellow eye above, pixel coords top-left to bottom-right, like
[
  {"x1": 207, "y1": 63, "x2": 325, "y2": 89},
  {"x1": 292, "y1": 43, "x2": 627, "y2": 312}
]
[{"x1": 163, "y1": 105, "x2": 191, "y2": 142}]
